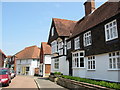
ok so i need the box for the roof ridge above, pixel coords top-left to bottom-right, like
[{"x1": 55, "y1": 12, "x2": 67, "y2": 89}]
[{"x1": 53, "y1": 18, "x2": 77, "y2": 22}]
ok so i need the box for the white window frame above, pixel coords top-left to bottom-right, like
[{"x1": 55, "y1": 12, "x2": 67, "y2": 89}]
[
  {"x1": 67, "y1": 41, "x2": 71, "y2": 49},
  {"x1": 54, "y1": 58, "x2": 59, "y2": 70},
  {"x1": 87, "y1": 56, "x2": 96, "y2": 70},
  {"x1": 72, "y1": 51, "x2": 85, "y2": 68},
  {"x1": 51, "y1": 27, "x2": 54, "y2": 36},
  {"x1": 108, "y1": 51, "x2": 120, "y2": 70},
  {"x1": 84, "y1": 31, "x2": 92, "y2": 47},
  {"x1": 74, "y1": 37, "x2": 80, "y2": 50},
  {"x1": 105, "y1": 19, "x2": 118, "y2": 41}
]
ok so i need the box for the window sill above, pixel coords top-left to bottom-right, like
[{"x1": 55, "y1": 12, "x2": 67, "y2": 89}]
[
  {"x1": 54, "y1": 69, "x2": 59, "y2": 70},
  {"x1": 108, "y1": 69, "x2": 120, "y2": 71},
  {"x1": 87, "y1": 69, "x2": 96, "y2": 71},
  {"x1": 72, "y1": 67, "x2": 85, "y2": 69}
]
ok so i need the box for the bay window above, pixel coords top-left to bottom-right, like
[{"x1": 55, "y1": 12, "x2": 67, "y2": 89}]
[{"x1": 72, "y1": 51, "x2": 85, "y2": 68}]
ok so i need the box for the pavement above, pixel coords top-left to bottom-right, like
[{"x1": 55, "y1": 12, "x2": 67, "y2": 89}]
[
  {"x1": 34, "y1": 77, "x2": 68, "y2": 90},
  {"x1": 2, "y1": 75, "x2": 38, "y2": 89}
]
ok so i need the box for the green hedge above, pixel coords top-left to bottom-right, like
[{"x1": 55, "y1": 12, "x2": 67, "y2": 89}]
[
  {"x1": 62, "y1": 75, "x2": 120, "y2": 89},
  {"x1": 54, "y1": 72, "x2": 62, "y2": 75}
]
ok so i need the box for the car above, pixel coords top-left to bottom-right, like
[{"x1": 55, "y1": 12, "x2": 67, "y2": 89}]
[
  {"x1": 0, "y1": 68, "x2": 11, "y2": 86},
  {"x1": 10, "y1": 69, "x2": 16, "y2": 79}
]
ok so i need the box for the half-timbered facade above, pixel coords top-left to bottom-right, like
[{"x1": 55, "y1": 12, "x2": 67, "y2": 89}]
[
  {"x1": 67, "y1": 0, "x2": 120, "y2": 82},
  {"x1": 48, "y1": 18, "x2": 76, "y2": 75}
]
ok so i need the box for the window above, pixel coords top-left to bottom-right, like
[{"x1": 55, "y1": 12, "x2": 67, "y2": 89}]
[
  {"x1": 84, "y1": 31, "x2": 91, "y2": 46},
  {"x1": 51, "y1": 41, "x2": 57, "y2": 53},
  {"x1": 51, "y1": 27, "x2": 54, "y2": 36},
  {"x1": 87, "y1": 56, "x2": 96, "y2": 70},
  {"x1": 58, "y1": 41, "x2": 63, "y2": 49},
  {"x1": 74, "y1": 37, "x2": 80, "y2": 50},
  {"x1": 54, "y1": 58, "x2": 59, "y2": 69},
  {"x1": 105, "y1": 19, "x2": 118, "y2": 41},
  {"x1": 109, "y1": 51, "x2": 120, "y2": 70},
  {"x1": 72, "y1": 51, "x2": 85, "y2": 68},
  {"x1": 67, "y1": 41, "x2": 71, "y2": 49}
]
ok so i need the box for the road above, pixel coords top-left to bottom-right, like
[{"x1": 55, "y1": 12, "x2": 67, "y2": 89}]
[{"x1": 2, "y1": 75, "x2": 38, "y2": 89}]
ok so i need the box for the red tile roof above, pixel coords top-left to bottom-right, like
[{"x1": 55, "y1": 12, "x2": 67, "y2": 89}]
[
  {"x1": 41, "y1": 42, "x2": 51, "y2": 55},
  {"x1": 53, "y1": 18, "x2": 77, "y2": 36},
  {"x1": 15, "y1": 46, "x2": 40, "y2": 60},
  {"x1": 71, "y1": 1, "x2": 120, "y2": 38}
]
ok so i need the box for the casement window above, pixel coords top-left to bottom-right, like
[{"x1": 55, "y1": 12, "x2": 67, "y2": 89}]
[
  {"x1": 72, "y1": 51, "x2": 85, "y2": 68},
  {"x1": 74, "y1": 37, "x2": 80, "y2": 50},
  {"x1": 87, "y1": 56, "x2": 96, "y2": 70},
  {"x1": 58, "y1": 41, "x2": 63, "y2": 49},
  {"x1": 54, "y1": 58, "x2": 59, "y2": 69},
  {"x1": 51, "y1": 27, "x2": 54, "y2": 36},
  {"x1": 84, "y1": 31, "x2": 92, "y2": 47},
  {"x1": 105, "y1": 19, "x2": 118, "y2": 41},
  {"x1": 109, "y1": 51, "x2": 120, "y2": 70},
  {"x1": 67, "y1": 41, "x2": 71, "y2": 49},
  {"x1": 51, "y1": 41, "x2": 57, "y2": 53}
]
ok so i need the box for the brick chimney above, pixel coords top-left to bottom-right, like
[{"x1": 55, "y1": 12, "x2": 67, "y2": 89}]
[{"x1": 84, "y1": 0, "x2": 95, "y2": 16}]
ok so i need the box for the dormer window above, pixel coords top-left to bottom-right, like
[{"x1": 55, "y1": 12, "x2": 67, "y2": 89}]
[
  {"x1": 105, "y1": 19, "x2": 118, "y2": 41},
  {"x1": 51, "y1": 27, "x2": 54, "y2": 36}
]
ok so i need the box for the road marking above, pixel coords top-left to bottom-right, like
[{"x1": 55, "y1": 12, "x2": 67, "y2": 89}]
[{"x1": 34, "y1": 78, "x2": 41, "y2": 90}]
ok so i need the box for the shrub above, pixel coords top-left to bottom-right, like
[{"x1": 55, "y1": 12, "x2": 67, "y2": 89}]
[
  {"x1": 61, "y1": 75, "x2": 120, "y2": 89},
  {"x1": 54, "y1": 72, "x2": 62, "y2": 75}
]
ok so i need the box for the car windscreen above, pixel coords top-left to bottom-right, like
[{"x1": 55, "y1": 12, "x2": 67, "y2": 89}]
[
  {"x1": 0, "y1": 69, "x2": 8, "y2": 75},
  {"x1": 10, "y1": 70, "x2": 14, "y2": 73}
]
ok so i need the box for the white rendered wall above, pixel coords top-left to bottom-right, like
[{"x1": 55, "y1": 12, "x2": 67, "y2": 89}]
[
  {"x1": 73, "y1": 68, "x2": 86, "y2": 78},
  {"x1": 59, "y1": 56, "x2": 69, "y2": 75},
  {"x1": 72, "y1": 53, "x2": 120, "y2": 82},
  {"x1": 85, "y1": 53, "x2": 120, "y2": 82},
  {"x1": 51, "y1": 58, "x2": 56, "y2": 73},
  {"x1": 51, "y1": 56, "x2": 69, "y2": 75},
  {"x1": 44, "y1": 55, "x2": 51, "y2": 64},
  {"x1": 16, "y1": 59, "x2": 38, "y2": 75}
]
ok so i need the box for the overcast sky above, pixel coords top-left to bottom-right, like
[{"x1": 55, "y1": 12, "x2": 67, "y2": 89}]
[{"x1": 1, "y1": 1, "x2": 107, "y2": 55}]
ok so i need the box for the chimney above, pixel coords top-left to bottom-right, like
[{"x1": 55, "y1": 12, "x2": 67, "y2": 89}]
[{"x1": 84, "y1": 0, "x2": 95, "y2": 16}]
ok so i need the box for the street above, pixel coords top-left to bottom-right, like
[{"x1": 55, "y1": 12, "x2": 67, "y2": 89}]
[{"x1": 2, "y1": 75, "x2": 38, "y2": 89}]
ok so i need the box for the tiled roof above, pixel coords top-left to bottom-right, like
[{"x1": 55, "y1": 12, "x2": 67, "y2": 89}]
[
  {"x1": 53, "y1": 18, "x2": 77, "y2": 36},
  {"x1": 71, "y1": 1, "x2": 120, "y2": 38},
  {"x1": 0, "y1": 49, "x2": 6, "y2": 57},
  {"x1": 7, "y1": 56, "x2": 12, "y2": 58},
  {"x1": 15, "y1": 46, "x2": 40, "y2": 60},
  {"x1": 41, "y1": 42, "x2": 51, "y2": 55}
]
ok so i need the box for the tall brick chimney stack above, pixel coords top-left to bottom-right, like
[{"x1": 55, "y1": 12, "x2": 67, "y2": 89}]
[{"x1": 84, "y1": 0, "x2": 95, "y2": 16}]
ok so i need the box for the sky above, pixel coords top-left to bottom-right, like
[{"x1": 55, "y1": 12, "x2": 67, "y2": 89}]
[{"x1": 1, "y1": 1, "x2": 107, "y2": 55}]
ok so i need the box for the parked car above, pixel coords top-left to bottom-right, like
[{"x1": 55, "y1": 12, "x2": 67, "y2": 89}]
[
  {"x1": 10, "y1": 69, "x2": 16, "y2": 79},
  {"x1": 0, "y1": 68, "x2": 11, "y2": 86}
]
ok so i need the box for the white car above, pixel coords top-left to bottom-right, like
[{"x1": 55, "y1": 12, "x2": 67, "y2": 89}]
[{"x1": 10, "y1": 69, "x2": 16, "y2": 79}]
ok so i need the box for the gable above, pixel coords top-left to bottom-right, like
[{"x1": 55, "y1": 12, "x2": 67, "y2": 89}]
[{"x1": 48, "y1": 20, "x2": 59, "y2": 44}]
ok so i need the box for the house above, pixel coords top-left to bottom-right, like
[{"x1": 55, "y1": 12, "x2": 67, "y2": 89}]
[
  {"x1": 67, "y1": 0, "x2": 120, "y2": 82},
  {"x1": 15, "y1": 46, "x2": 40, "y2": 75},
  {"x1": 39, "y1": 42, "x2": 52, "y2": 77},
  {"x1": 4, "y1": 56, "x2": 16, "y2": 70},
  {"x1": 48, "y1": 18, "x2": 76, "y2": 75},
  {"x1": 0, "y1": 49, "x2": 6, "y2": 67}
]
